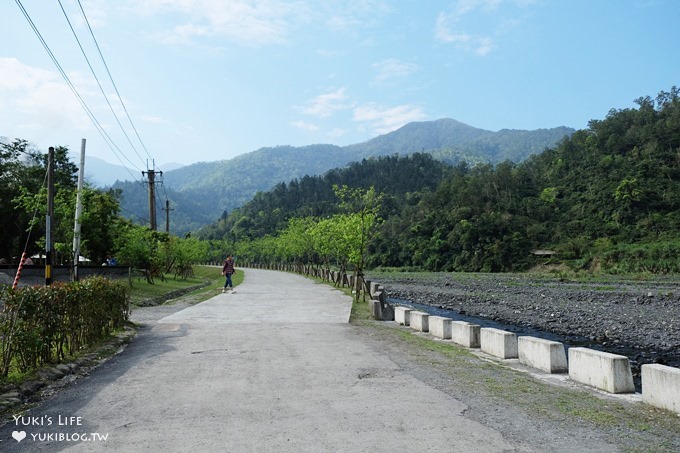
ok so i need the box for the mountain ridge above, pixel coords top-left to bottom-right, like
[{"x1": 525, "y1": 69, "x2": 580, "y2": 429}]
[{"x1": 107, "y1": 118, "x2": 574, "y2": 234}]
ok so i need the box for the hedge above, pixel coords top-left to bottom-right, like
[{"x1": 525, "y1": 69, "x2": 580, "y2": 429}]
[{"x1": 0, "y1": 276, "x2": 129, "y2": 378}]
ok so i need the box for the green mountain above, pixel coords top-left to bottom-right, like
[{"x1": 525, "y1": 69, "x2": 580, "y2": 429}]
[
  {"x1": 205, "y1": 87, "x2": 680, "y2": 273},
  {"x1": 114, "y1": 118, "x2": 573, "y2": 234},
  {"x1": 197, "y1": 153, "x2": 452, "y2": 241}
]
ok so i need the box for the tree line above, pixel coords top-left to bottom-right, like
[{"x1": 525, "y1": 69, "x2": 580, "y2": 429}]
[
  {"x1": 4, "y1": 87, "x2": 679, "y2": 276},
  {"x1": 0, "y1": 139, "x2": 206, "y2": 280},
  {"x1": 200, "y1": 87, "x2": 680, "y2": 274}
]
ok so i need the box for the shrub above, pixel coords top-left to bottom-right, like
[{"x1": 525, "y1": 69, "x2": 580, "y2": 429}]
[{"x1": 0, "y1": 277, "x2": 129, "y2": 378}]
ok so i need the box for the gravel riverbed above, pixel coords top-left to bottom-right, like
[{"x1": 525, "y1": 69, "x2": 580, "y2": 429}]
[{"x1": 369, "y1": 272, "x2": 680, "y2": 381}]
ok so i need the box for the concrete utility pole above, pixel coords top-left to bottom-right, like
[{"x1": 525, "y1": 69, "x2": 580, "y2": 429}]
[
  {"x1": 46, "y1": 146, "x2": 55, "y2": 286},
  {"x1": 142, "y1": 164, "x2": 162, "y2": 231},
  {"x1": 72, "y1": 139, "x2": 86, "y2": 281}
]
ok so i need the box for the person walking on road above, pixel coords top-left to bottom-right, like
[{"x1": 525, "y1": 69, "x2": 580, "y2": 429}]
[{"x1": 222, "y1": 254, "x2": 236, "y2": 293}]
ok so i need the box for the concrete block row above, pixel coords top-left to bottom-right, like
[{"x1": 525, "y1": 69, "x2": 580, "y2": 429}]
[
  {"x1": 410, "y1": 311, "x2": 429, "y2": 332},
  {"x1": 393, "y1": 306, "x2": 680, "y2": 413}
]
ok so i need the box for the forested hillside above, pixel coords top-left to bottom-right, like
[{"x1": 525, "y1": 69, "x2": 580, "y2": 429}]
[
  {"x1": 197, "y1": 153, "x2": 451, "y2": 240},
  {"x1": 113, "y1": 119, "x2": 571, "y2": 235},
  {"x1": 377, "y1": 88, "x2": 680, "y2": 272},
  {"x1": 206, "y1": 88, "x2": 680, "y2": 273}
]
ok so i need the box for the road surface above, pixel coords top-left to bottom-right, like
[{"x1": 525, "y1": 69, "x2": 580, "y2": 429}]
[{"x1": 1, "y1": 269, "x2": 528, "y2": 452}]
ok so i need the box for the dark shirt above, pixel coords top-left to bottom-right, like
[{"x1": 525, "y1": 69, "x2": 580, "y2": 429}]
[{"x1": 222, "y1": 259, "x2": 235, "y2": 275}]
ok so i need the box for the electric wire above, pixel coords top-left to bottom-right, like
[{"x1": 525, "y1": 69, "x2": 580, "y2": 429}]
[
  {"x1": 13, "y1": 0, "x2": 143, "y2": 176},
  {"x1": 75, "y1": 0, "x2": 154, "y2": 165},
  {"x1": 57, "y1": 0, "x2": 147, "y2": 169},
  {"x1": 15, "y1": 1, "x2": 164, "y2": 232}
]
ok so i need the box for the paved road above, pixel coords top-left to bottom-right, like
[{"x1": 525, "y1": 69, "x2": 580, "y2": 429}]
[{"x1": 1, "y1": 269, "x2": 516, "y2": 452}]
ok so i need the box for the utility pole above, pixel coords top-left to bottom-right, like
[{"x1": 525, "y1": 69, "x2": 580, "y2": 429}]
[
  {"x1": 46, "y1": 146, "x2": 55, "y2": 286},
  {"x1": 163, "y1": 199, "x2": 174, "y2": 233},
  {"x1": 142, "y1": 163, "x2": 162, "y2": 231},
  {"x1": 72, "y1": 139, "x2": 86, "y2": 281}
]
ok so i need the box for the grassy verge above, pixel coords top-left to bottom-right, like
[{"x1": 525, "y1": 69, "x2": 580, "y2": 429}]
[
  {"x1": 127, "y1": 265, "x2": 244, "y2": 306},
  {"x1": 352, "y1": 315, "x2": 680, "y2": 451}
]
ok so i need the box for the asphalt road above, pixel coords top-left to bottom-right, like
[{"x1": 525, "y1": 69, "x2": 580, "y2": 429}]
[{"x1": 1, "y1": 268, "x2": 517, "y2": 452}]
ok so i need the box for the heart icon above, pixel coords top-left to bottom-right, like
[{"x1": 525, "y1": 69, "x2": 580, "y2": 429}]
[{"x1": 12, "y1": 430, "x2": 26, "y2": 442}]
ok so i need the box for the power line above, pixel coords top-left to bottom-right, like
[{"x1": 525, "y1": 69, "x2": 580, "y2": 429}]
[
  {"x1": 14, "y1": 0, "x2": 143, "y2": 175},
  {"x1": 57, "y1": 0, "x2": 147, "y2": 168},
  {"x1": 74, "y1": 0, "x2": 155, "y2": 164}
]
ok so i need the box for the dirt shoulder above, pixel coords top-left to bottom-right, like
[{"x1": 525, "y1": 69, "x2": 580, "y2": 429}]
[{"x1": 354, "y1": 318, "x2": 680, "y2": 452}]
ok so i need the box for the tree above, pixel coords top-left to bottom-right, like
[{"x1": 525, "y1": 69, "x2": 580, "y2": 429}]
[{"x1": 333, "y1": 185, "x2": 382, "y2": 299}]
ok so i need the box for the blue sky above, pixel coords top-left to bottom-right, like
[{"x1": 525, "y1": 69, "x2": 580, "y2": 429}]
[{"x1": 1, "y1": 0, "x2": 678, "y2": 172}]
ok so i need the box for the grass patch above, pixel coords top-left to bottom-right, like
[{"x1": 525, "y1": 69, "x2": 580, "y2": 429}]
[
  {"x1": 361, "y1": 319, "x2": 680, "y2": 451},
  {"x1": 127, "y1": 265, "x2": 243, "y2": 306}
]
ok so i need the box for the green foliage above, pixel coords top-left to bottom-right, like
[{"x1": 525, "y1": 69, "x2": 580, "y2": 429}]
[
  {"x1": 111, "y1": 222, "x2": 206, "y2": 281},
  {"x1": 600, "y1": 240, "x2": 680, "y2": 274},
  {"x1": 159, "y1": 236, "x2": 209, "y2": 278},
  {"x1": 113, "y1": 121, "x2": 570, "y2": 236},
  {"x1": 0, "y1": 277, "x2": 129, "y2": 378},
  {"x1": 0, "y1": 139, "x2": 122, "y2": 265},
  {"x1": 198, "y1": 153, "x2": 449, "y2": 242},
  {"x1": 211, "y1": 87, "x2": 680, "y2": 274},
  {"x1": 230, "y1": 186, "x2": 381, "y2": 302},
  {"x1": 371, "y1": 87, "x2": 680, "y2": 272}
]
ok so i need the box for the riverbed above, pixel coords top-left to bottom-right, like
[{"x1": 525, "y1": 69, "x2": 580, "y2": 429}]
[{"x1": 368, "y1": 271, "x2": 680, "y2": 390}]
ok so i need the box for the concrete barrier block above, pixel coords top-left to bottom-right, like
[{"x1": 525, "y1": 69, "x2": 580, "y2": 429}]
[
  {"x1": 428, "y1": 316, "x2": 452, "y2": 339},
  {"x1": 409, "y1": 311, "x2": 429, "y2": 332},
  {"x1": 518, "y1": 336, "x2": 567, "y2": 373},
  {"x1": 394, "y1": 306, "x2": 412, "y2": 326},
  {"x1": 480, "y1": 328, "x2": 518, "y2": 359},
  {"x1": 451, "y1": 321, "x2": 480, "y2": 348},
  {"x1": 642, "y1": 364, "x2": 680, "y2": 414},
  {"x1": 568, "y1": 347, "x2": 635, "y2": 394},
  {"x1": 370, "y1": 300, "x2": 383, "y2": 321}
]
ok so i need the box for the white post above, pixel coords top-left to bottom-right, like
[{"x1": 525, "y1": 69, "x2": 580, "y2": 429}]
[{"x1": 72, "y1": 138, "x2": 86, "y2": 281}]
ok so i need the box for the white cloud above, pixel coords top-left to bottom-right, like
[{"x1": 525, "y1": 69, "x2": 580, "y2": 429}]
[
  {"x1": 352, "y1": 103, "x2": 426, "y2": 135},
  {"x1": 291, "y1": 120, "x2": 319, "y2": 132},
  {"x1": 434, "y1": 0, "x2": 533, "y2": 55},
  {"x1": 77, "y1": 0, "x2": 109, "y2": 28},
  {"x1": 323, "y1": 1, "x2": 391, "y2": 32},
  {"x1": 0, "y1": 58, "x2": 91, "y2": 136},
  {"x1": 435, "y1": 11, "x2": 494, "y2": 56},
  {"x1": 372, "y1": 58, "x2": 418, "y2": 83},
  {"x1": 134, "y1": 0, "x2": 311, "y2": 46},
  {"x1": 327, "y1": 127, "x2": 346, "y2": 138},
  {"x1": 133, "y1": 0, "x2": 394, "y2": 47},
  {"x1": 298, "y1": 88, "x2": 351, "y2": 118}
]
